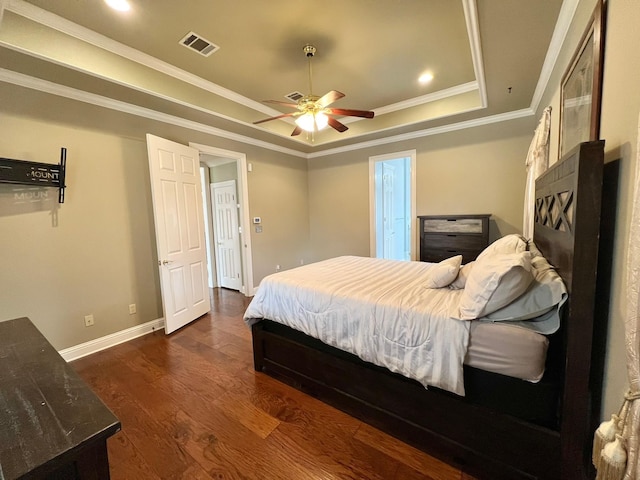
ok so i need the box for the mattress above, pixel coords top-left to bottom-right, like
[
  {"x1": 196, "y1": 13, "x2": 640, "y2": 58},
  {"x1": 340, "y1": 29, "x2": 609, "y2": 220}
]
[
  {"x1": 465, "y1": 320, "x2": 548, "y2": 382},
  {"x1": 244, "y1": 256, "x2": 471, "y2": 395}
]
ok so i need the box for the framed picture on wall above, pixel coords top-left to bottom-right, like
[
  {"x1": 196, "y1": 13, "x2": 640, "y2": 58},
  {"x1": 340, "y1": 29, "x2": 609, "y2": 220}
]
[{"x1": 558, "y1": 0, "x2": 606, "y2": 159}]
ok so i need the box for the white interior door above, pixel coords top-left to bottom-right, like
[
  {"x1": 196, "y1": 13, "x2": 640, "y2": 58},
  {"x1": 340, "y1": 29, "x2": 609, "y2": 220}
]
[
  {"x1": 212, "y1": 180, "x2": 243, "y2": 291},
  {"x1": 146, "y1": 134, "x2": 210, "y2": 334},
  {"x1": 369, "y1": 150, "x2": 417, "y2": 260},
  {"x1": 382, "y1": 163, "x2": 396, "y2": 259}
]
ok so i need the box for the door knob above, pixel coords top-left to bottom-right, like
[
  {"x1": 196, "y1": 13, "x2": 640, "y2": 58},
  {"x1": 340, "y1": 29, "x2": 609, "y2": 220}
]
[{"x1": 161, "y1": 260, "x2": 173, "y2": 265}]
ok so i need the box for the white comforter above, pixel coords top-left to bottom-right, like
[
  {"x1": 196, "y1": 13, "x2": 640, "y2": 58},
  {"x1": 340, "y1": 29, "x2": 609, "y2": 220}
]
[{"x1": 244, "y1": 256, "x2": 471, "y2": 395}]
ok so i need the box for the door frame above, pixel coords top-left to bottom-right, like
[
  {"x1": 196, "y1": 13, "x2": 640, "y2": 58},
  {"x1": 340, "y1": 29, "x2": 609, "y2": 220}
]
[
  {"x1": 368, "y1": 149, "x2": 417, "y2": 260},
  {"x1": 200, "y1": 165, "x2": 216, "y2": 288},
  {"x1": 190, "y1": 143, "x2": 255, "y2": 296}
]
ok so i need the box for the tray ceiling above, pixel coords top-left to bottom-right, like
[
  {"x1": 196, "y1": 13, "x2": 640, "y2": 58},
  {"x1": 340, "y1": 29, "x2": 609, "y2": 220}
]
[{"x1": 0, "y1": 0, "x2": 567, "y2": 154}]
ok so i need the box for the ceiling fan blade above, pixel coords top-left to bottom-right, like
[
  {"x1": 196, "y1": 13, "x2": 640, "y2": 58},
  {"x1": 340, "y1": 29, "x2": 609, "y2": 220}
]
[
  {"x1": 317, "y1": 90, "x2": 345, "y2": 108},
  {"x1": 291, "y1": 125, "x2": 303, "y2": 136},
  {"x1": 327, "y1": 116, "x2": 349, "y2": 133},
  {"x1": 263, "y1": 99, "x2": 299, "y2": 108},
  {"x1": 326, "y1": 108, "x2": 375, "y2": 119},
  {"x1": 253, "y1": 112, "x2": 298, "y2": 125}
]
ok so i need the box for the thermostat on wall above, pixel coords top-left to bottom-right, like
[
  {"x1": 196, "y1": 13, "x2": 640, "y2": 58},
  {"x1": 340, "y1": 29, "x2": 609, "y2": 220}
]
[{"x1": 253, "y1": 217, "x2": 261, "y2": 224}]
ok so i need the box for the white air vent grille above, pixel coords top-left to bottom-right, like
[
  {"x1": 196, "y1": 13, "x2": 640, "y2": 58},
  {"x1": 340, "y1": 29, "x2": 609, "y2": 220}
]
[
  {"x1": 285, "y1": 91, "x2": 305, "y2": 102},
  {"x1": 180, "y1": 31, "x2": 220, "y2": 57}
]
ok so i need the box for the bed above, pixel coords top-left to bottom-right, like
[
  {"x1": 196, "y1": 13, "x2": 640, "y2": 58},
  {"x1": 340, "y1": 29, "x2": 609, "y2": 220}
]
[{"x1": 246, "y1": 140, "x2": 605, "y2": 480}]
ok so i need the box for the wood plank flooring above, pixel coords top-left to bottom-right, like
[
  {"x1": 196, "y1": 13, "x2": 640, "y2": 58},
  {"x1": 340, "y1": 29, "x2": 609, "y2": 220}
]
[{"x1": 71, "y1": 288, "x2": 479, "y2": 480}]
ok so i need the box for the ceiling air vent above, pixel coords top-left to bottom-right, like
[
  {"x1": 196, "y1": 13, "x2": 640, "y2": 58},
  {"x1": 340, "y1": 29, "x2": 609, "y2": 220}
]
[
  {"x1": 180, "y1": 31, "x2": 220, "y2": 57},
  {"x1": 285, "y1": 91, "x2": 305, "y2": 102}
]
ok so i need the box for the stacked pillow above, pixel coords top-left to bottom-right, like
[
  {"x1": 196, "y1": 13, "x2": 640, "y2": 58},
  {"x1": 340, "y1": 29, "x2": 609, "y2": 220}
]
[
  {"x1": 441, "y1": 233, "x2": 566, "y2": 323},
  {"x1": 482, "y1": 242, "x2": 567, "y2": 322},
  {"x1": 454, "y1": 234, "x2": 533, "y2": 320}
]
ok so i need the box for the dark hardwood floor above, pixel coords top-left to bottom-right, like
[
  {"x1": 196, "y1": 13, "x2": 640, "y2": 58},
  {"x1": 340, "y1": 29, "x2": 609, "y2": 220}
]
[{"x1": 71, "y1": 288, "x2": 478, "y2": 480}]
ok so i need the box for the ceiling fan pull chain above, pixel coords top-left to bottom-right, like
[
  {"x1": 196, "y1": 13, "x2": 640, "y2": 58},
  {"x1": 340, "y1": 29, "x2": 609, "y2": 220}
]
[{"x1": 308, "y1": 56, "x2": 313, "y2": 96}]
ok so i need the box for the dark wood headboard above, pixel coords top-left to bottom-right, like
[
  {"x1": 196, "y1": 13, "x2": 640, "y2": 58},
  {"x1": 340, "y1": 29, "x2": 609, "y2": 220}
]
[{"x1": 534, "y1": 140, "x2": 605, "y2": 479}]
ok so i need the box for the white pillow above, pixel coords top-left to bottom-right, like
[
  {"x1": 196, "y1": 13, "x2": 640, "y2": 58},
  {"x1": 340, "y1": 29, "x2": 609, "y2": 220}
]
[
  {"x1": 424, "y1": 255, "x2": 463, "y2": 289},
  {"x1": 449, "y1": 261, "x2": 475, "y2": 290},
  {"x1": 456, "y1": 251, "x2": 534, "y2": 320},
  {"x1": 482, "y1": 249, "x2": 567, "y2": 321},
  {"x1": 476, "y1": 234, "x2": 527, "y2": 262}
]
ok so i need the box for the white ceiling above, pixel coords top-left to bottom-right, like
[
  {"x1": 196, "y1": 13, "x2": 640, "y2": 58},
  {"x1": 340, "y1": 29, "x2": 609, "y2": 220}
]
[{"x1": 0, "y1": 0, "x2": 571, "y2": 155}]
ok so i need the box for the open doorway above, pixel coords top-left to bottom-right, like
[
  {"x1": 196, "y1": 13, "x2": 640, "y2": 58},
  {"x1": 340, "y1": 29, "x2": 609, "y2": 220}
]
[
  {"x1": 369, "y1": 150, "x2": 417, "y2": 261},
  {"x1": 192, "y1": 143, "x2": 254, "y2": 296}
]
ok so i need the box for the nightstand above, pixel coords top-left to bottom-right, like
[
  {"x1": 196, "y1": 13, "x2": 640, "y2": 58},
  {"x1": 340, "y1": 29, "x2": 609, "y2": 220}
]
[{"x1": 418, "y1": 214, "x2": 491, "y2": 263}]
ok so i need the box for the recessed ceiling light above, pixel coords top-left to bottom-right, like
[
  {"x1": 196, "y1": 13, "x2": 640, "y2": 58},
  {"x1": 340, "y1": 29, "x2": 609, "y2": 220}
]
[
  {"x1": 419, "y1": 72, "x2": 434, "y2": 84},
  {"x1": 105, "y1": 0, "x2": 131, "y2": 12}
]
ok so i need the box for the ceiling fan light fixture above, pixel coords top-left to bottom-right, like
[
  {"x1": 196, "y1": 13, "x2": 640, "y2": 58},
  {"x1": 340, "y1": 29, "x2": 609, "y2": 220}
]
[
  {"x1": 254, "y1": 44, "x2": 373, "y2": 137},
  {"x1": 295, "y1": 111, "x2": 329, "y2": 132},
  {"x1": 419, "y1": 72, "x2": 434, "y2": 84},
  {"x1": 104, "y1": 0, "x2": 131, "y2": 12}
]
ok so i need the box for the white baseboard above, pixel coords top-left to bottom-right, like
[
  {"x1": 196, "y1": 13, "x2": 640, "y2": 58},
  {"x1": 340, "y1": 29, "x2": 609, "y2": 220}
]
[{"x1": 59, "y1": 318, "x2": 165, "y2": 362}]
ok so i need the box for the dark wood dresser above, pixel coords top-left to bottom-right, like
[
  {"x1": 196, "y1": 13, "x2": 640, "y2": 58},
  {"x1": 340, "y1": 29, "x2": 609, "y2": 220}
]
[
  {"x1": 0, "y1": 317, "x2": 120, "y2": 479},
  {"x1": 418, "y1": 214, "x2": 491, "y2": 264}
]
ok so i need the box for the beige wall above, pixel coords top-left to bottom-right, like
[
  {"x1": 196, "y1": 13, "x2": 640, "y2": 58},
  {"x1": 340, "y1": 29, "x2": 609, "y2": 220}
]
[
  {"x1": 0, "y1": 113, "x2": 162, "y2": 349},
  {"x1": 308, "y1": 117, "x2": 533, "y2": 262},
  {"x1": 210, "y1": 162, "x2": 237, "y2": 183},
  {"x1": 0, "y1": 87, "x2": 309, "y2": 349},
  {"x1": 248, "y1": 155, "x2": 309, "y2": 281}
]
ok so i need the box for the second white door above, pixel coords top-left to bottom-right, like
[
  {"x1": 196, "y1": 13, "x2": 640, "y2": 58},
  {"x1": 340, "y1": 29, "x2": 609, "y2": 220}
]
[{"x1": 212, "y1": 180, "x2": 243, "y2": 291}]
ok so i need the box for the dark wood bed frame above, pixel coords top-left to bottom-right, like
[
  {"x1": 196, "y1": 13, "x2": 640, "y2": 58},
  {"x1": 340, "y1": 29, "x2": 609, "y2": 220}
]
[{"x1": 251, "y1": 140, "x2": 605, "y2": 480}]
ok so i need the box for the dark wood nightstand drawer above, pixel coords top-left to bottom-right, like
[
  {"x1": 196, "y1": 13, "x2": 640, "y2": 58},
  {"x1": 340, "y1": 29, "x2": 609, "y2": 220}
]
[
  {"x1": 418, "y1": 214, "x2": 491, "y2": 263},
  {"x1": 420, "y1": 247, "x2": 483, "y2": 264},
  {"x1": 423, "y1": 233, "x2": 487, "y2": 250}
]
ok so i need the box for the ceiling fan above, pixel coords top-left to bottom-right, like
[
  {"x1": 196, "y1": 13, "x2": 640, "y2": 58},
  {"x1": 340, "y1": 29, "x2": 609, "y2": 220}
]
[{"x1": 254, "y1": 44, "x2": 375, "y2": 136}]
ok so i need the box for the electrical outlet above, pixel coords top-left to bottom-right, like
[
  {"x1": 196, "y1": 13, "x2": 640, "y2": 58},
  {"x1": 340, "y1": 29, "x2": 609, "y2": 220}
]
[
  {"x1": 129, "y1": 303, "x2": 136, "y2": 315},
  {"x1": 84, "y1": 314, "x2": 95, "y2": 327},
  {"x1": 276, "y1": 264, "x2": 281, "y2": 272}
]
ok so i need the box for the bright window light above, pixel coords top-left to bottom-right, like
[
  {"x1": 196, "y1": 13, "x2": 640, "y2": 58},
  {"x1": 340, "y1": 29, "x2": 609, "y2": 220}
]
[
  {"x1": 105, "y1": 0, "x2": 131, "y2": 12},
  {"x1": 419, "y1": 72, "x2": 434, "y2": 84}
]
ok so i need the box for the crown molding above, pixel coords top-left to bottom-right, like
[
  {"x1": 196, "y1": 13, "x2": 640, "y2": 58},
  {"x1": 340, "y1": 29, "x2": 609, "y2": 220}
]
[
  {"x1": 0, "y1": 40, "x2": 283, "y2": 134},
  {"x1": 529, "y1": 0, "x2": 579, "y2": 113},
  {"x1": 0, "y1": 67, "x2": 535, "y2": 159},
  {"x1": 308, "y1": 108, "x2": 534, "y2": 158},
  {"x1": 462, "y1": 0, "x2": 487, "y2": 108},
  {"x1": 370, "y1": 81, "x2": 479, "y2": 118},
  {"x1": 0, "y1": 68, "x2": 307, "y2": 158}
]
